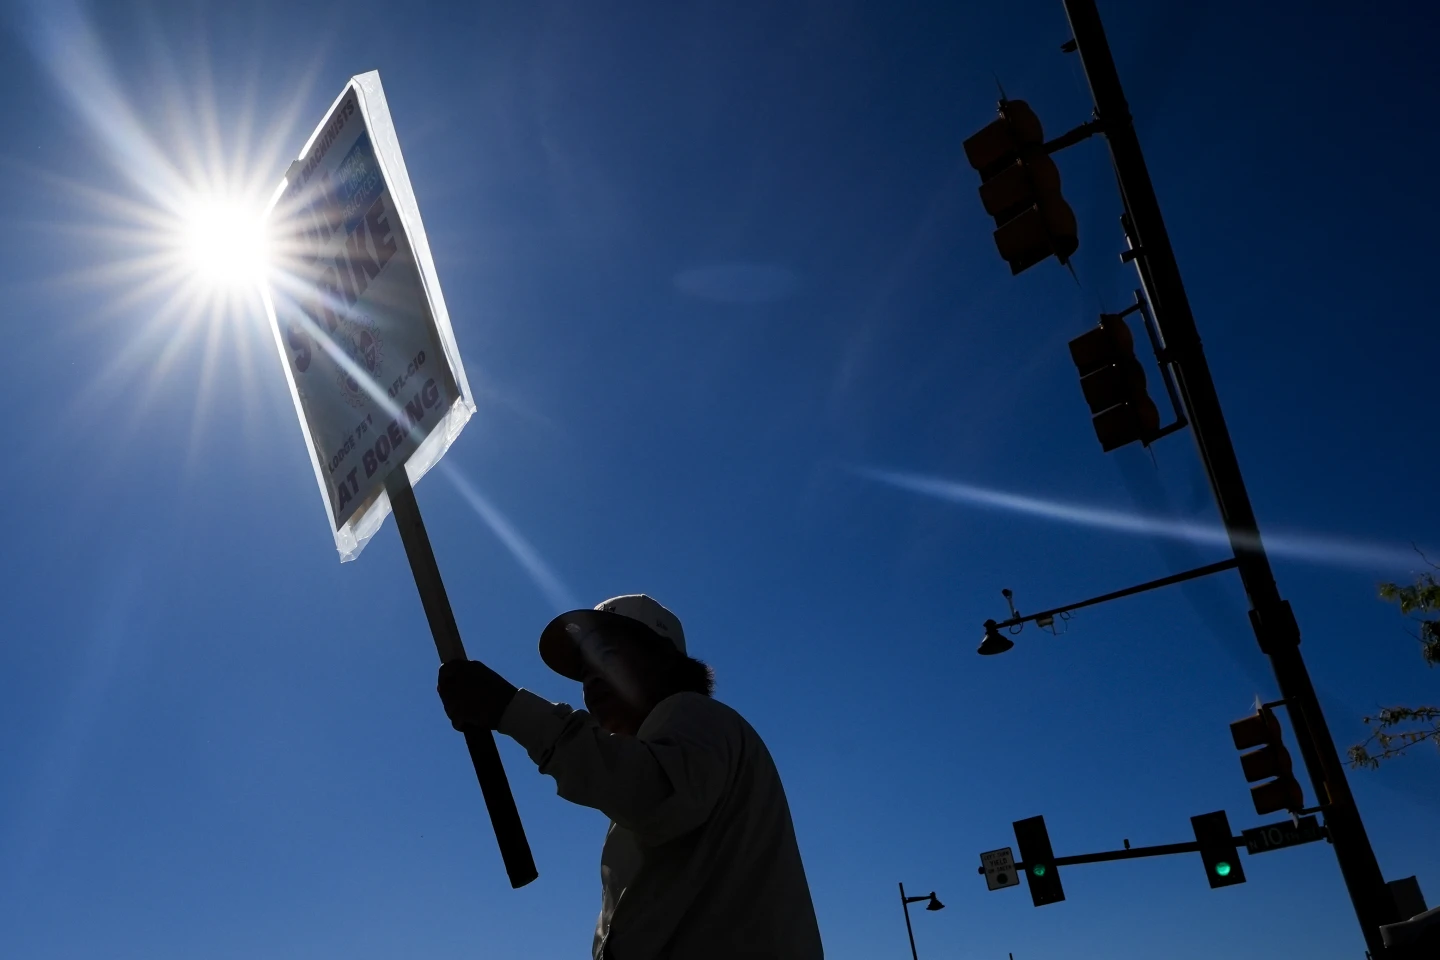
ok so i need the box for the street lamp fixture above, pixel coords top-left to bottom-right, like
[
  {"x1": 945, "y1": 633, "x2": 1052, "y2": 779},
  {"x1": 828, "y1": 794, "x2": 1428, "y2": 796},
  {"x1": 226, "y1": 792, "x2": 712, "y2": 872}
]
[
  {"x1": 899, "y1": 882, "x2": 944, "y2": 960},
  {"x1": 978, "y1": 620, "x2": 1015, "y2": 656}
]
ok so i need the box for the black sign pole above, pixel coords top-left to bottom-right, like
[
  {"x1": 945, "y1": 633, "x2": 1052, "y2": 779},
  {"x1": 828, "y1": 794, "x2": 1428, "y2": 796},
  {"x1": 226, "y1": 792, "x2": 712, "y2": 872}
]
[{"x1": 385, "y1": 466, "x2": 538, "y2": 889}]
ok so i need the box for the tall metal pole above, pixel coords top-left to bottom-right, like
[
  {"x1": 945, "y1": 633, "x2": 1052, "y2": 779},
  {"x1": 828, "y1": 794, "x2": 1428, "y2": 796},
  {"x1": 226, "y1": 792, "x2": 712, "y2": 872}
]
[
  {"x1": 899, "y1": 883, "x2": 920, "y2": 960},
  {"x1": 1058, "y1": 0, "x2": 1395, "y2": 953}
]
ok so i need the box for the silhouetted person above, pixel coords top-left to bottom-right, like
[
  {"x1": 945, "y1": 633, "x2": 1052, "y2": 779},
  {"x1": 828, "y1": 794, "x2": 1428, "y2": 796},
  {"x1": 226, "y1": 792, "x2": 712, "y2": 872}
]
[{"x1": 438, "y1": 594, "x2": 823, "y2": 960}]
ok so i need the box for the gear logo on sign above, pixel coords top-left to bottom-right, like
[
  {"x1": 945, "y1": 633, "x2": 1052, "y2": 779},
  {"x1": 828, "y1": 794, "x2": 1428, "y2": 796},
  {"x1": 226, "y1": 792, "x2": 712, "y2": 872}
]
[{"x1": 335, "y1": 313, "x2": 385, "y2": 408}]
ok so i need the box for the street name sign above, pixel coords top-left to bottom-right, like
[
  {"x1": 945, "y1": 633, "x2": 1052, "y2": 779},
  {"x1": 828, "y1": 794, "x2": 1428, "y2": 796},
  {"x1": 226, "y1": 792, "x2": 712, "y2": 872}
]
[{"x1": 1242, "y1": 815, "x2": 1323, "y2": 855}]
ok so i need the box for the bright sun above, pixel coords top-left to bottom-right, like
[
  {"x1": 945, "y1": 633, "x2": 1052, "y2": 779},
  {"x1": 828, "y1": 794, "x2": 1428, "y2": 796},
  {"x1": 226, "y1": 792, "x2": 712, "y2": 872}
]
[{"x1": 181, "y1": 199, "x2": 270, "y2": 288}]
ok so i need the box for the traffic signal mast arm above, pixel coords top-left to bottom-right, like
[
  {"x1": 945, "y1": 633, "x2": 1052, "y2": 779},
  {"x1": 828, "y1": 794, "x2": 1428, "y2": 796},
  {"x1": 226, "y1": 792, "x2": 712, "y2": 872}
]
[
  {"x1": 1001, "y1": 837, "x2": 1219, "y2": 871},
  {"x1": 991, "y1": 813, "x2": 1324, "y2": 906},
  {"x1": 1040, "y1": 118, "x2": 1105, "y2": 156},
  {"x1": 977, "y1": 827, "x2": 1326, "y2": 873}
]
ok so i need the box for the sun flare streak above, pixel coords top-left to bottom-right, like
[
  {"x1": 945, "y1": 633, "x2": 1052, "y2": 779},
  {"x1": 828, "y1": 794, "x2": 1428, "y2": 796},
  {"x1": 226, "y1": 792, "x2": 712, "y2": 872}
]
[
  {"x1": 261, "y1": 285, "x2": 575, "y2": 602},
  {"x1": 443, "y1": 468, "x2": 578, "y2": 612},
  {"x1": 854, "y1": 467, "x2": 1427, "y2": 573}
]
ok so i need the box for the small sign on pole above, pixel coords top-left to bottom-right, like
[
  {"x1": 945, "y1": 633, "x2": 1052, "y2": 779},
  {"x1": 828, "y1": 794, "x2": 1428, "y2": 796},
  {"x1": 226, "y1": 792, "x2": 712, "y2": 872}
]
[
  {"x1": 981, "y1": 846, "x2": 1021, "y2": 890},
  {"x1": 262, "y1": 71, "x2": 537, "y2": 888},
  {"x1": 1242, "y1": 815, "x2": 1323, "y2": 855}
]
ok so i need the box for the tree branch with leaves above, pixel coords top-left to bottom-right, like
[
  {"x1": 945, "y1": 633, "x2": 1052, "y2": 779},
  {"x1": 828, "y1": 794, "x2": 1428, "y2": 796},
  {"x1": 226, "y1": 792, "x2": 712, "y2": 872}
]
[{"x1": 1348, "y1": 558, "x2": 1440, "y2": 769}]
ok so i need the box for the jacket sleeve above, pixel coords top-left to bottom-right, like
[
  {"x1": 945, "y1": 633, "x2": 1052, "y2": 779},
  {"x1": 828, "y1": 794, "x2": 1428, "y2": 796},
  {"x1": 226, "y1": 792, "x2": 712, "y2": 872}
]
[{"x1": 498, "y1": 690, "x2": 733, "y2": 845}]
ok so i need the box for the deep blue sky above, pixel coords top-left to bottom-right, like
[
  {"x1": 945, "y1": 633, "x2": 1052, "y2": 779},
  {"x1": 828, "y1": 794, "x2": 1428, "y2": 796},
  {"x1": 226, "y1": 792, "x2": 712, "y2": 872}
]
[{"x1": 2, "y1": 1, "x2": 1437, "y2": 958}]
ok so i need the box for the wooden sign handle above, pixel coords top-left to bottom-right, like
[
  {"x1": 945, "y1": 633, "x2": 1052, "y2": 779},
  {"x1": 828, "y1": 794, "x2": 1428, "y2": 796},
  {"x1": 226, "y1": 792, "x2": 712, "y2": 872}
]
[{"x1": 385, "y1": 467, "x2": 539, "y2": 889}]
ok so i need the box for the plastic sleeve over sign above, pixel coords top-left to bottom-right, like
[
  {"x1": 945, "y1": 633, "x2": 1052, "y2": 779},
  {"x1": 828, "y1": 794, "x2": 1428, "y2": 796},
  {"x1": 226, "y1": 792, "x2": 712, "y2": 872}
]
[{"x1": 261, "y1": 70, "x2": 476, "y2": 561}]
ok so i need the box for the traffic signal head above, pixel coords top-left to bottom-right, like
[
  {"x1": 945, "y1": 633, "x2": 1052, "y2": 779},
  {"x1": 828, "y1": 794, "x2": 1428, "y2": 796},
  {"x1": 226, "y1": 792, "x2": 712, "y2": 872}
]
[
  {"x1": 1068, "y1": 314, "x2": 1161, "y2": 451},
  {"x1": 1013, "y1": 815, "x2": 1065, "y2": 907},
  {"x1": 963, "y1": 100, "x2": 1079, "y2": 275},
  {"x1": 1191, "y1": 810, "x2": 1247, "y2": 889},
  {"x1": 1231, "y1": 707, "x2": 1305, "y2": 815}
]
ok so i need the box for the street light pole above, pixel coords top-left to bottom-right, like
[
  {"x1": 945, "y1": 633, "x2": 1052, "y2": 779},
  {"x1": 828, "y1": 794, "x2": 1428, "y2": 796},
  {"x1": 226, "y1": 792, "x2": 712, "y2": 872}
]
[
  {"x1": 899, "y1": 882, "x2": 920, "y2": 960},
  {"x1": 898, "y1": 883, "x2": 943, "y2": 960},
  {"x1": 1058, "y1": 0, "x2": 1396, "y2": 953}
]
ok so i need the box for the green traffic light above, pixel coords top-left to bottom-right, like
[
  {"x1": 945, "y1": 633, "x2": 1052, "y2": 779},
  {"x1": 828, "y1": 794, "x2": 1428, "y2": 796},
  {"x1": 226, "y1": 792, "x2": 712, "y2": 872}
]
[
  {"x1": 1215, "y1": 862, "x2": 1232, "y2": 878},
  {"x1": 1032, "y1": 864, "x2": 1047, "y2": 877}
]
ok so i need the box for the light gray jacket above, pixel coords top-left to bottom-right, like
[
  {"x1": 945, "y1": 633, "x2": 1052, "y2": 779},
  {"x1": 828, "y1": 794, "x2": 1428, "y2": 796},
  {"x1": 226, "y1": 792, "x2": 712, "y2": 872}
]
[{"x1": 500, "y1": 690, "x2": 823, "y2": 960}]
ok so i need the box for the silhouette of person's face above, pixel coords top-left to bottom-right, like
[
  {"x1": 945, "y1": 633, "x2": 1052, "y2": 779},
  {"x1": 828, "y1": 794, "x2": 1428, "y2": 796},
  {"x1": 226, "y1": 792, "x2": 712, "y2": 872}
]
[{"x1": 578, "y1": 625, "x2": 674, "y2": 736}]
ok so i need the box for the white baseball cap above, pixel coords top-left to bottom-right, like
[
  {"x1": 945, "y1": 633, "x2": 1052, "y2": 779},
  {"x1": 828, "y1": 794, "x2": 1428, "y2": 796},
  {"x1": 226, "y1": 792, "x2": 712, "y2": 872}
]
[{"x1": 539, "y1": 594, "x2": 687, "y2": 680}]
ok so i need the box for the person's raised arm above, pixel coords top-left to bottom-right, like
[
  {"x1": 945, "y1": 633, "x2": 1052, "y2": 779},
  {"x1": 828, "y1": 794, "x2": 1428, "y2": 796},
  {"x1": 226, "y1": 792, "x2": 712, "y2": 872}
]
[{"x1": 499, "y1": 690, "x2": 732, "y2": 845}]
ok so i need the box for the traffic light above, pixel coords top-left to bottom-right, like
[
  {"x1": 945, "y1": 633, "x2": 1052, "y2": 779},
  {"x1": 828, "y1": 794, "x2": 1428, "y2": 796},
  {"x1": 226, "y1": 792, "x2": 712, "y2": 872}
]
[
  {"x1": 1191, "y1": 810, "x2": 1247, "y2": 889},
  {"x1": 1230, "y1": 706, "x2": 1305, "y2": 815},
  {"x1": 963, "y1": 100, "x2": 1079, "y2": 275},
  {"x1": 1013, "y1": 815, "x2": 1065, "y2": 906},
  {"x1": 1068, "y1": 313, "x2": 1161, "y2": 451}
]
